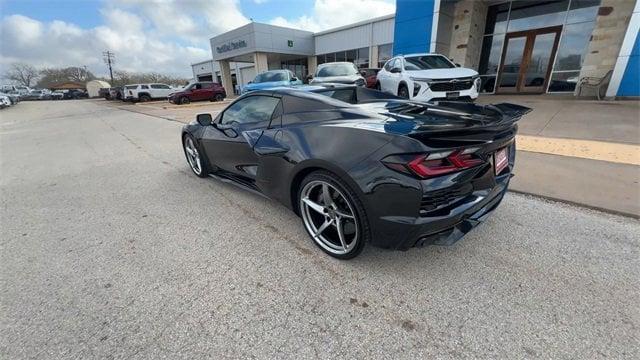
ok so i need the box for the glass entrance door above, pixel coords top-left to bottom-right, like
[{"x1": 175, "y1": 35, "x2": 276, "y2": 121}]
[{"x1": 497, "y1": 26, "x2": 562, "y2": 93}]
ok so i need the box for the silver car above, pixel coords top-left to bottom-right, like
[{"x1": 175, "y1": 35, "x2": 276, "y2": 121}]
[{"x1": 310, "y1": 62, "x2": 366, "y2": 87}]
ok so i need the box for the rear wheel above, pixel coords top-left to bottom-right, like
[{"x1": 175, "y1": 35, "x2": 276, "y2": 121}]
[
  {"x1": 398, "y1": 84, "x2": 409, "y2": 99},
  {"x1": 139, "y1": 94, "x2": 151, "y2": 102},
  {"x1": 183, "y1": 134, "x2": 210, "y2": 178},
  {"x1": 298, "y1": 171, "x2": 369, "y2": 259}
]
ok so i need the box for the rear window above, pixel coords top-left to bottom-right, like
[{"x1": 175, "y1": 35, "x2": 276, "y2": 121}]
[{"x1": 316, "y1": 63, "x2": 358, "y2": 77}]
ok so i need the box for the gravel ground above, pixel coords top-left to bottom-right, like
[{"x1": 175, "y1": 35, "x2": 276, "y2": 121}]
[{"x1": 1, "y1": 100, "x2": 638, "y2": 359}]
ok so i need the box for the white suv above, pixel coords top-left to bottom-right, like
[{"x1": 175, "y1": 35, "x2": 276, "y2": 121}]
[
  {"x1": 376, "y1": 53, "x2": 481, "y2": 102},
  {"x1": 124, "y1": 83, "x2": 174, "y2": 102}
]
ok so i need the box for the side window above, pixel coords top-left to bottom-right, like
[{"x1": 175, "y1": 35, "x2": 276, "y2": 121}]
[
  {"x1": 383, "y1": 58, "x2": 394, "y2": 71},
  {"x1": 203, "y1": 83, "x2": 214, "y2": 89},
  {"x1": 141, "y1": 85, "x2": 149, "y2": 89},
  {"x1": 193, "y1": 83, "x2": 202, "y2": 90},
  {"x1": 221, "y1": 96, "x2": 280, "y2": 126},
  {"x1": 150, "y1": 84, "x2": 170, "y2": 89}
]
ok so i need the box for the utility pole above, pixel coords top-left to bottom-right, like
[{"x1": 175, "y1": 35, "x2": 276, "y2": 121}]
[{"x1": 102, "y1": 51, "x2": 115, "y2": 84}]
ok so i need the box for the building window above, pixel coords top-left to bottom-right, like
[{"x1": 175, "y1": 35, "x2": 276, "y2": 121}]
[
  {"x1": 478, "y1": 0, "x2": 601, "y2": 93},
  {"x1": 316, "y1": 47, "x2": 372, "y2": 69},
  {"x1": 377, "y1": 43, "x2": 392, "y2": 68},
  {"x1": 355, "y1": 47, "x2": 369, "y2": 68}
]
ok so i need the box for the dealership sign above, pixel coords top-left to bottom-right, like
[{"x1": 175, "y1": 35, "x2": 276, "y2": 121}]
[{"x1": 216, "y1": 40, "x2": 247, "y2": 54}]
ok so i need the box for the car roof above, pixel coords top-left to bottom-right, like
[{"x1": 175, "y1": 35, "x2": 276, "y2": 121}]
[
  {"x1": 399, "y1": 53, "x2": 446, "y2": 58},
  {"x1": 317, "y1": 62, "x2": 356, "y2": 67}
]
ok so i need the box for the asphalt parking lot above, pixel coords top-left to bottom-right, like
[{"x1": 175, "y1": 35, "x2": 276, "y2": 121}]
[{"x1": 1, "y1": 100, "x2": 638, "y2": 359}]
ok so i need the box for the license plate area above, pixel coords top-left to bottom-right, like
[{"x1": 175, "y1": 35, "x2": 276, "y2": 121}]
[
  {"x1": 494, "y1": 147, "x2": 508, "y2": 175},
  {"x1": 446, "y1": 91, "x2": 460, "y2": 99}
]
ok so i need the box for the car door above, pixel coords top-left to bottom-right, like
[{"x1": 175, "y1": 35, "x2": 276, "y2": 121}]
[
  {"x1": 200, "y1": 95, "x2": 281, "y2": 181},
  {"x1": 378, "y1": 59, "x2": 394, "y2": 93}
]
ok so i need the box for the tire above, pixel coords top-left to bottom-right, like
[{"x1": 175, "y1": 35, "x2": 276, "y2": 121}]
[
  {"x1": 297, "y1": 170, "x2": 370, "y2": 259},
  {"x1": 139, "y1": 94, "x2": 151, "y2": 102},
  {"x1": 179, "y1": 96, "x2": 190, "y2": 105},
  {"x1": 214, "y1": 93, "x2": 224, "y2": 102},
  {"x1": 183, "y1": 134, "x2": 211, "y2": 178},
  {"x1": 398, "y1": 84, "x2": 409, "y2": 99}
]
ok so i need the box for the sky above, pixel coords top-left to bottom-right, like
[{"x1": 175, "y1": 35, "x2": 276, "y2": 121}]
[{"x1": 0, "y1": 0, "x2": 395, "y2": 79}]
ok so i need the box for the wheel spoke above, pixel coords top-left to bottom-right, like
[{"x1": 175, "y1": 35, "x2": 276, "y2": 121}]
[
  {"x1": 313, "y1": 219, "x2": 333, "y2": 238},
  {"x1": 302, "y1": 197, "x2": 326, "y2": 215},
  {"x1": 335, "y1": 210, "x2": 354, "y2": 219},
  {"x1": 321, "y1": 183, "x2": 335, "y2": 207},
  {"x1": 185, "y1": 147, "x2": 194, "y2": 156},
  {"x1": 335, "y1": 217, "x2": 349, "y2": 251}
]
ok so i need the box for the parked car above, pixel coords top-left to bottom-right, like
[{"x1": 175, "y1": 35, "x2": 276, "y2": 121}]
[
  {"x1": 108, "y1": 87, "x2": 124, "y2": 101},
  {"x1": 376, "y1": 53, "x2": 481, "y2": 102},
  {"x1": 51, "y1": 90, "x2": 65, "y2": 100},
  {"x1": 1, "y1": 85, "x2": 31, "y2": 96},
  {"x1": 0, "y1": 94, "x2": 12, "y2": 108},
  {"x1": 0, "y1": 91, "x2": 20, "y2": 105},
  {"x1": 124, "y1": 83, "x2": 174, "y2": 102},
  {"x1": 168, "y1": 82, "x2": 226, "y2": 105},
  {"x1": 22, "y1": 89, "x2": 49, "y2": 101},
  {"x1": 309, "y1": 62, "x2": 365, "y2": 86},
  {"x1": 180, "y1": 84, "x2": 531, "y2": 259},
  {"x1": 63, "y1": 89, "x2": 88, "y2": 100},
  {"x1": 360, "y1": 68, "x2": 380, "y2": 89},
  {"x1": 98, "y1": 88, "x2": 111, "y2": 99},
  {"x1": 242, "y1": 70, "x2": 302, "y2": 94}
]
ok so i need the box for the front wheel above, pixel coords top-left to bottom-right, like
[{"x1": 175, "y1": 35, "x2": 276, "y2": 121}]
[
  {"x1": 298, "y1": 171, "x2": 369, "y2": 259},
  {"x1": 183, "y1": 134, "x2": 210, "y2": 178},
  {"x1": 398, "y1": 84, "x2": 410, "y2": 99},
  {"x1": 179, "y1": 96, "x2": 190, "y2": 105}
]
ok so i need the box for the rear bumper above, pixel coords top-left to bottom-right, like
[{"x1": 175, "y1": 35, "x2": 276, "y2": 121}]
[{"x1": 373, "y1": 174, "x2": 510, "y2": 250}]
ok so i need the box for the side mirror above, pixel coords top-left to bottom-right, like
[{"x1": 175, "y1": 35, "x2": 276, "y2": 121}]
[
  {"x1": 196, "y1": 113, "x2": 212, "y2": 126},
  {"x1": 291, "y1": 77, "x2": 298, "y2": 82}
]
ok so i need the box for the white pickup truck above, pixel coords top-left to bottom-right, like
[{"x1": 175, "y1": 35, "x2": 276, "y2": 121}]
[{"x1": 124, "y1": 83, "x2": 174, "y2": 102}]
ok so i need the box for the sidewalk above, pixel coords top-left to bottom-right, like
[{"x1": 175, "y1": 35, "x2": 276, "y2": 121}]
[{"x1": 478, "y1": 94, "x2": 640, "y2": 217}]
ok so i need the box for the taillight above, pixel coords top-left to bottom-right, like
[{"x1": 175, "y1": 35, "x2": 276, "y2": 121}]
[{"x1": 383, "y1": 148, "x2": 483, "y2": 179}]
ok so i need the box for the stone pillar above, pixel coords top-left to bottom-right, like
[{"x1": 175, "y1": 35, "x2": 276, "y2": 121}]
[
  {"x1": 219, "y1": 60, "x2": 233, "y2": 97},
  {"x1": 307, "y1": 56, "x2": 317, "y2": 76},
  {"x1": 448, "y1": 0, "x2": 488, "y2": 70},
  {"x1": 370, "y1": 45, "x2": 379, "y2": 68},
  {"x1": 253, "y1": 52, "x2": 269, "y2": 73},
  {"x1": 578, "y1": 0, "x2": 636, "y2": 96}
]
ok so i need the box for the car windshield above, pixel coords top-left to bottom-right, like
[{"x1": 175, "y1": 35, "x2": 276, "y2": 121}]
[
  {"x1": 316, "y1": 63, "x2": 357, "y2": 77},
  {"x1": 254, "y1": 72, "x2": 287, "y2": 83},
  {"x1": 403, "y1": 55, "x2": 455, "y2": 70}
]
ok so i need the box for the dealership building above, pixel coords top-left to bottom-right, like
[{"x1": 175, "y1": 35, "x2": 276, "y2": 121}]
[{"x1": 192, "y1": 0, "x2": 639, "y2": 98}]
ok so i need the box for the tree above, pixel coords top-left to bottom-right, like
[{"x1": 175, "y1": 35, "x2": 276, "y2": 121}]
[
  {"x1": 3, "y1": 62, "x2": 39, "y2": 87},
  {"x1": 37, "y1": 67, "x2": 96, "y2": 88}
]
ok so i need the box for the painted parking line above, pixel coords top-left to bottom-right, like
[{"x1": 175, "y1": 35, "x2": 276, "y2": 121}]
[{"x1": 517, "y1": 135, "x2": 640, "y2": 166}]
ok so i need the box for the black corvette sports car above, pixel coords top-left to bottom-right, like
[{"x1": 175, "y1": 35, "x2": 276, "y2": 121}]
[{"x1": 182, "y1": 85, "x2": 530, "y2": 259}]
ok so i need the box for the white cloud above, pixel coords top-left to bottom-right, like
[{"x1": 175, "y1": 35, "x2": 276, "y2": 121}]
[
  {"x1": 269, "y1": 0, "x2": 395, "y2": 32},
  {"x1": 0, "y1": 0, "x2": 396, "y2": 80}
]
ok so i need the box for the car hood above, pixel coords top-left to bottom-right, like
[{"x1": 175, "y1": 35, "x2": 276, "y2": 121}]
[
  {"x1": 406, "y1": 67, "x2": 478, "y2": 80},
  {"x1": 311, "y1": 75, "x2": 363, "y2": 84}
]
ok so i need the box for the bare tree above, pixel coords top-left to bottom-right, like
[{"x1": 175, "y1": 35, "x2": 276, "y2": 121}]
[
  {"x1": 37, "y1": 67, "x2": 96, "y2": 88},
  {"x1": 4, "y1": 62, "x2": 39, "y2": 87}
]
